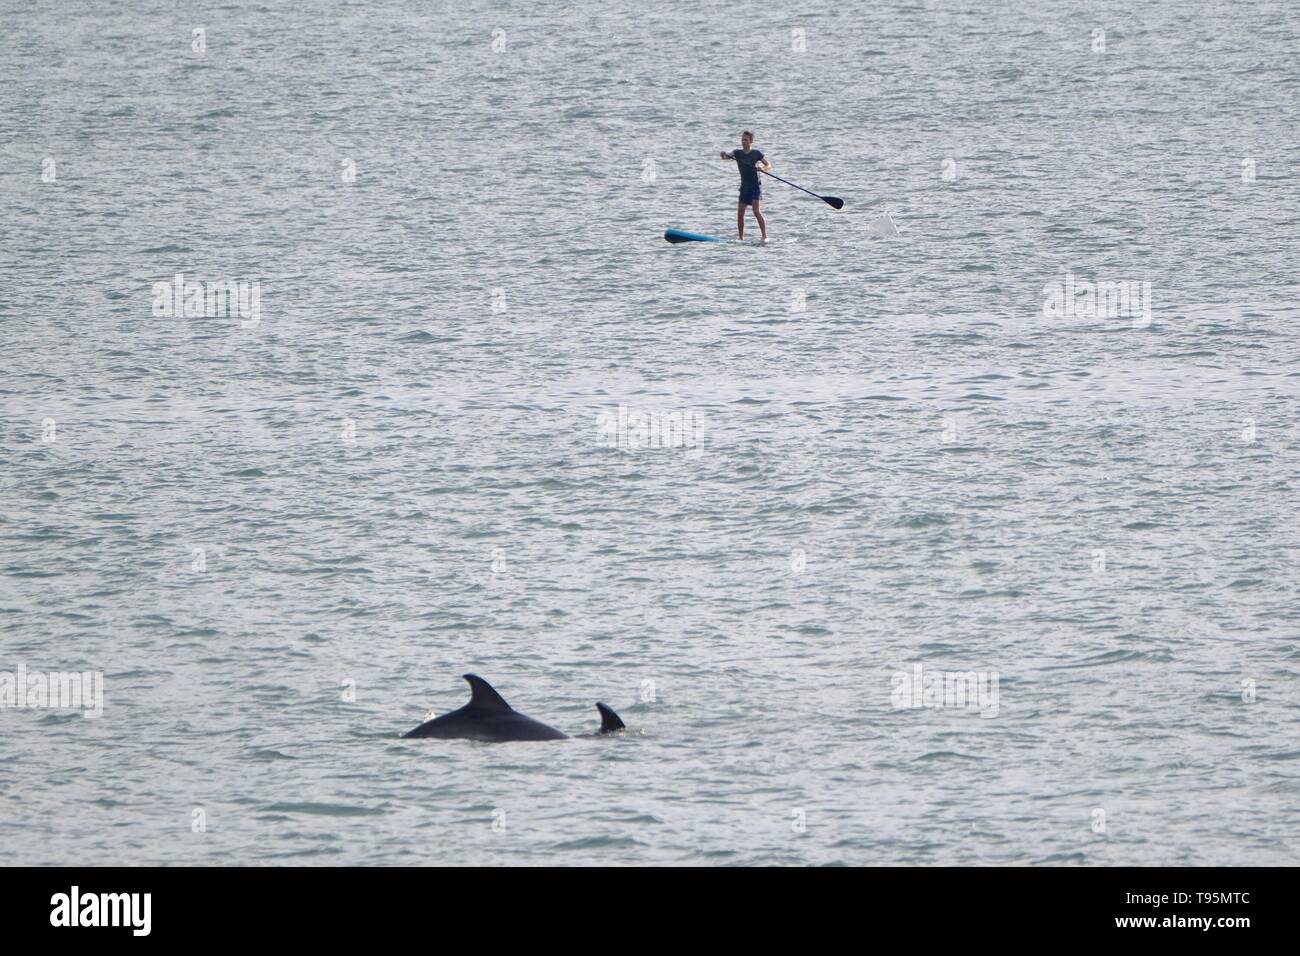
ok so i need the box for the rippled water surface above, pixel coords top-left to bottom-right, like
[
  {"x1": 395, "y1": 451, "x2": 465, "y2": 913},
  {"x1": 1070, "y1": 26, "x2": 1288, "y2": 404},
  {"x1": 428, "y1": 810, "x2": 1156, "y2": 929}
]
[{"x1": 2, "y1": 0, "x2": 1298, "y2": 865}]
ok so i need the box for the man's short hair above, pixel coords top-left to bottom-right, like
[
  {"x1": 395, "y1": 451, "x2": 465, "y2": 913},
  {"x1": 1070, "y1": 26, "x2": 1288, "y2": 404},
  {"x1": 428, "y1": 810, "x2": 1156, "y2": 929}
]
[{"x1": 742, "y1": 130, "x2": 753, "y2": 139}]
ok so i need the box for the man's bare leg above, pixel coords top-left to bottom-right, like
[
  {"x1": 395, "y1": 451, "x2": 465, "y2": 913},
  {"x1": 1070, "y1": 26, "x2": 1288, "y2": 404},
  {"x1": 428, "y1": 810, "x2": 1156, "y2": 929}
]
[
  {"x1": 752, "y1": 200, "x2": 768, "y2": 241},
  {"x1": 737, "y1": 201, "x2": 746, "y2": 240}
]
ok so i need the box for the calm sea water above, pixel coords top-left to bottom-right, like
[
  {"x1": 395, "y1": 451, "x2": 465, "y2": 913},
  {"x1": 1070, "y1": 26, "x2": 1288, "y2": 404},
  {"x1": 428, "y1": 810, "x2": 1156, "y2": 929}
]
[{"x1": 2, "y1": 0, "x2": 1298, "y2": 865}]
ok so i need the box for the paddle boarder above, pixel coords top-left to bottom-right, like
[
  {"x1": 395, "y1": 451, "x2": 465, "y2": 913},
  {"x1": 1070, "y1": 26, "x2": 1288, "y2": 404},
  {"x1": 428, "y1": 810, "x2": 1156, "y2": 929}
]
[{"x1": 720, "y1": 131, "x2": 771, "y2": 241}]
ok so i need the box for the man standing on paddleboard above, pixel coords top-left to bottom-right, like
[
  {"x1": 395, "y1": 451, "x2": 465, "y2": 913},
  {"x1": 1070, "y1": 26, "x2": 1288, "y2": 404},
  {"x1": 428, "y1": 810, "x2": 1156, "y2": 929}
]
[{"x1": 720, "y1": 130, "x2": 772, "y2": 241}]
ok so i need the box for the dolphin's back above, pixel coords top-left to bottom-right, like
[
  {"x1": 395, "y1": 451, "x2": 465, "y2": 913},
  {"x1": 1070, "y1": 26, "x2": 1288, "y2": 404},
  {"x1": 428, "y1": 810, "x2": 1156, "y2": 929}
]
[{"x1": 402, "y1": 675, "x2": 569, "y2": 741}]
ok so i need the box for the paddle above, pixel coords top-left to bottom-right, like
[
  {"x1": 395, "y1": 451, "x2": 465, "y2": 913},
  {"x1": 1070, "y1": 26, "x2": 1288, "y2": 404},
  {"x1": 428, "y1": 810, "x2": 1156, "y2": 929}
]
[{"x1": 759, "y1": 168, "x2": 844, "y2": 209}]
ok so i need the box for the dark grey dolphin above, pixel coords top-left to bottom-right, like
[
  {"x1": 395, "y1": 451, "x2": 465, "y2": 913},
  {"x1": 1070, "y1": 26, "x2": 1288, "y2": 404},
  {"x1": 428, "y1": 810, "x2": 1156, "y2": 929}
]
[
  {"x1": 595, "y1": 702, "x2": 625, "y2": 734},
  {"x1": 402, "y1": 674, "x2": 625, "y2": 742}
]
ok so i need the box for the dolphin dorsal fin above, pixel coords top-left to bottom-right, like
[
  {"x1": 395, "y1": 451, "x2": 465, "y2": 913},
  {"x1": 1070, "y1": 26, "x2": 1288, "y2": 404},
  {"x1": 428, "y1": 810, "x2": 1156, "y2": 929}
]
[
  {"x1": 596, "y1": 702, "x2": 625, "y2": 733},
  {"x1": 463, "y1": 674, "x2": 513, "y2": 712}
]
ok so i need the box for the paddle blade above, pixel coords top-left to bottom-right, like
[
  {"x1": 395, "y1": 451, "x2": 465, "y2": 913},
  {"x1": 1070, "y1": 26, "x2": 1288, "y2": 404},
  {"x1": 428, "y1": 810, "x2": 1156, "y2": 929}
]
[{"x1": 823, "y1": 196, "x2": 844, "y2": 210}]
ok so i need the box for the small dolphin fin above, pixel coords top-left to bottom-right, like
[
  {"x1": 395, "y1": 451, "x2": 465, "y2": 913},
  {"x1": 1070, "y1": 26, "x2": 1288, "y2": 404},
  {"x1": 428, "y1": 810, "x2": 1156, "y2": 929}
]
[
  {"x1": 463, "y1": 674, "x2": 513, "y2": 713},
  {"x1": 596, "y1": 702, "x2": 625, "y2": 734}
]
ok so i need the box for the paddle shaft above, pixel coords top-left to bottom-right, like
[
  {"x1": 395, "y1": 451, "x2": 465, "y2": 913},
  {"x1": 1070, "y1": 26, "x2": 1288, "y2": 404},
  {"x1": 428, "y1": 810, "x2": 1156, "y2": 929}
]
[{"x1": 758, "y1": 168, "x2": 842, "y2": 208}]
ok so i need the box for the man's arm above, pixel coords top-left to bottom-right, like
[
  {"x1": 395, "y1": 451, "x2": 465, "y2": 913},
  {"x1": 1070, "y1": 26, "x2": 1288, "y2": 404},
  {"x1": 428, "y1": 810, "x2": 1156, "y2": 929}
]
[
  {"x1": 758, "y1": 155, "x2": 772, "y2": 171},
  {"x1": 720, "y1": 151, "x2": 734, "y2": 160}
]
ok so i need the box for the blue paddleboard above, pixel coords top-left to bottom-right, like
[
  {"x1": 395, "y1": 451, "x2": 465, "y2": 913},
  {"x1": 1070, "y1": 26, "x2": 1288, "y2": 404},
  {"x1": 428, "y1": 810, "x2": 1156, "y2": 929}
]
[{"x1": 664, "y1": 228, "x2": 722, "y2": 244}]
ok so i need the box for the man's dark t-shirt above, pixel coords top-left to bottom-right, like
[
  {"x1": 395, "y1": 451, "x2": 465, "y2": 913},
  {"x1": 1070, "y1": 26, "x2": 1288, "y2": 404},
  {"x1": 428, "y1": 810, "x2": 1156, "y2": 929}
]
[{"x1": 732, "y1": 149, "x2": 764, "y2": 188}]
